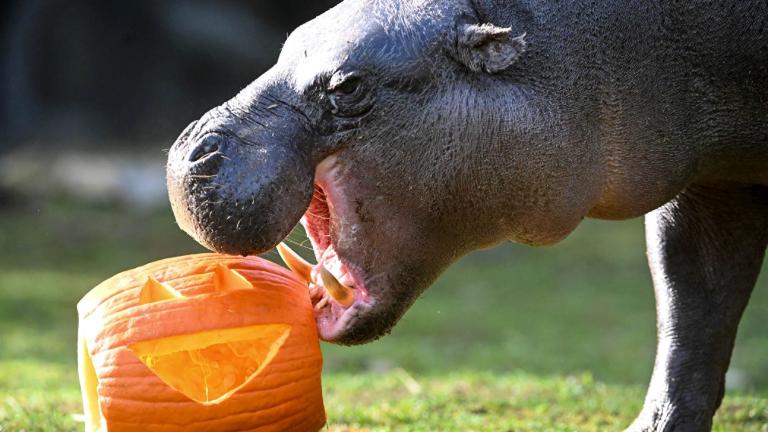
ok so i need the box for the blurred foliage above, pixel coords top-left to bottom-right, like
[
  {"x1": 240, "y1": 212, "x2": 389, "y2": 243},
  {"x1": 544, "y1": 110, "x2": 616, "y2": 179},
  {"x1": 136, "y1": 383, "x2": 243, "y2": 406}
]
[{"x1": 1, "y1": 0, "x2": 338, "y2": 146}]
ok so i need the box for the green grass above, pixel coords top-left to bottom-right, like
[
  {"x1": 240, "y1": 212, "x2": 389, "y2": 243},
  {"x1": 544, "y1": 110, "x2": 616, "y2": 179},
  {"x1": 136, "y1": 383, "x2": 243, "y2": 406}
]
[
  {"x1": 0, "y1": 198, "x2": 766, "y2": 430},
  {"x1": 322, "y1": 373, "x2": 767, "y2": 432}
]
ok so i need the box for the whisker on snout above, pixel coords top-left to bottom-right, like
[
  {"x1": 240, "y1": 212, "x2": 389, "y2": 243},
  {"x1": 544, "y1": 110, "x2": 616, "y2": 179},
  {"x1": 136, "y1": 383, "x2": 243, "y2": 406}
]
[{"x1": 285, "y1": 238, "x2": 316, "y2": 253}]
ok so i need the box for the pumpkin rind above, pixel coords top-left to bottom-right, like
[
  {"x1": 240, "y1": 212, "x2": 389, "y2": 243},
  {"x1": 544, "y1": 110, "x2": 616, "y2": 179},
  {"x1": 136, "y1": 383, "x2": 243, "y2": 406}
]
[{"x1": 77, "y1": 253, "x2": 326, "y2": 432}]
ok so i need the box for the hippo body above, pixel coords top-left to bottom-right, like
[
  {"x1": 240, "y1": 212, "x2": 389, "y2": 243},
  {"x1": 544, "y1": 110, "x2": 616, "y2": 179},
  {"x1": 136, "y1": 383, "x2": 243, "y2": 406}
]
[{"x1": 167, "y1": 1, "x2": 768, "y2": 430}]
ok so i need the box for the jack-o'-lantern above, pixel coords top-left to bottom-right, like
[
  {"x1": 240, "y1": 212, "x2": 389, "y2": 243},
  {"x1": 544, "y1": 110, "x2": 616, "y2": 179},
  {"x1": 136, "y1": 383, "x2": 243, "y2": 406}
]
[{"x1": 77, "y1": 254, "x2": 325, "y2": 432}]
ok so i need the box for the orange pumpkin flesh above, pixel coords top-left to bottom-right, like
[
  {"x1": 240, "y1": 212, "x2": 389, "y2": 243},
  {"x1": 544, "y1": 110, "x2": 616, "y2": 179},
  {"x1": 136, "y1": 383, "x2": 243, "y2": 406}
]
[{"x1": 77, "y1": 254, "x2": 326, "y2": 432}]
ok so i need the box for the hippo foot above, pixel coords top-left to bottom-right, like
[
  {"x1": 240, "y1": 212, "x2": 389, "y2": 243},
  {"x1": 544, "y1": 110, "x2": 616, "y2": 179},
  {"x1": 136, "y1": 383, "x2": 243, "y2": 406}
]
[{"x1": 625, "y1": 402, "x2": 713, "y2": 432}]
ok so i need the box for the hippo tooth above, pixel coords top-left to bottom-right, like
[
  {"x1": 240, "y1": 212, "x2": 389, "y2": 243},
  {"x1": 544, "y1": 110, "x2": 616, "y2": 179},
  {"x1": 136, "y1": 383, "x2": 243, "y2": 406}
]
[
  {"x1": 277, "y1": 242, "x2": 313, "y2": 284},
  {"x1": 314, "y1": 295, "x2": 329, "y2": 311},
  {"x1": 319, "y1": 265, "x2": 355, "y2": 307}
]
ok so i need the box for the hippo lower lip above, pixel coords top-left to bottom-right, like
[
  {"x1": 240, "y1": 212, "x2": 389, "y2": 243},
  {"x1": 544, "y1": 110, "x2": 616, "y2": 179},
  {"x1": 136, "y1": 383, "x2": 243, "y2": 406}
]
[{"x1": 309, "y1": 249, "x2": 371, "y2": 341}]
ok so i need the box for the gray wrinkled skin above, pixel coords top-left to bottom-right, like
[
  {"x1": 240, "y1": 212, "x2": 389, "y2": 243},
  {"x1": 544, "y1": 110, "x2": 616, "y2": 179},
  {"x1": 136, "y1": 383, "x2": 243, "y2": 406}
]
[{"x1": 166, "y1": 1, "x2": 768, "y2": 430}]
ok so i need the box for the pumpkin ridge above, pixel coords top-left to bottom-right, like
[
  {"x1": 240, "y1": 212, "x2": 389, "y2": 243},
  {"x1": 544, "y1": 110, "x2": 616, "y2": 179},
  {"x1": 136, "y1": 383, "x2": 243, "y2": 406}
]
[
  {"x1": 92, "y1": 291, "x2": 311, "y2": 348},
  {"x1": 96, "y1": 350, "x2": 320, "y2": 382},
  {"x1": 81, "y1": 275, "x2": 306, "y2": 323},
  {"x1": 88, "y1": 331, "x2": 317, "y2": 364},
  {"x1": 97, "y1": 367, "x2": 322, "y2": 404},
  {"x1": 103, "y1": 399, "x2": 318, "y2": 430}
]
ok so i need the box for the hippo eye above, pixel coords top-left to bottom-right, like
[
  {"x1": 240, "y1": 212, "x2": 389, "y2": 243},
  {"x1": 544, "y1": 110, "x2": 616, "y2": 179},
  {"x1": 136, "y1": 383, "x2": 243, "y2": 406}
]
[
  {"x1": 329, "y1": 76, "x2": 361, "y2": 96},
  {"x1": 326, "y1": 72, "x2": 373, "y2": 118}
]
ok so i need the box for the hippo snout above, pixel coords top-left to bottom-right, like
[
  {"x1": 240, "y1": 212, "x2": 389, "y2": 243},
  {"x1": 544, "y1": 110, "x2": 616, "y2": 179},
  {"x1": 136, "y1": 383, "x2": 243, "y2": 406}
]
[{"x1": 166, "y1": 114, "x2": 315, "y2": 256}]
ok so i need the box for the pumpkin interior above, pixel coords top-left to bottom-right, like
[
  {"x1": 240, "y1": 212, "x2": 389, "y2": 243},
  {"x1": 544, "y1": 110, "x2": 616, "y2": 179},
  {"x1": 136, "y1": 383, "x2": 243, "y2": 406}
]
[
  {"x1": 129, "y1": 324, "x2": 292, "y2": 404},
  {"x1": 78, "y1": 332, "x2": 103, "y2": 432}
]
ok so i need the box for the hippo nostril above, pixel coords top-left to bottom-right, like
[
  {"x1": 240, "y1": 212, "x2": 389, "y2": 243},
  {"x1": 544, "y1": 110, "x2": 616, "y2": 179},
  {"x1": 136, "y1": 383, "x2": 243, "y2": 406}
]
[{"x1": 188, "y1": 134, "x2": 225, "y2": 163}]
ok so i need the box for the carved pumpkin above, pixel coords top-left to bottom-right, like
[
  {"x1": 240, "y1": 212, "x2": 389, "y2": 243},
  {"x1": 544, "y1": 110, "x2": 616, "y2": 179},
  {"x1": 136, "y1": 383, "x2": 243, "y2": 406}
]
[{"x1": 77, "y1": 254, "x2": 325, "y2": 432}]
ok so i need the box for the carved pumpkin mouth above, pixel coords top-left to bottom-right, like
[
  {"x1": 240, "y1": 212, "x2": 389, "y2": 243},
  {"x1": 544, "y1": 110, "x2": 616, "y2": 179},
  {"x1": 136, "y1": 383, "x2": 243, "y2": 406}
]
[{"x1": 129, "y1": 323, "x2": 291, "y2": 404}]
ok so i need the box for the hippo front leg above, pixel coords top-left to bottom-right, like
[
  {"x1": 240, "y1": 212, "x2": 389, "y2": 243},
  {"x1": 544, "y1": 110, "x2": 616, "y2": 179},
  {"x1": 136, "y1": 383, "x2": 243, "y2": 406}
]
[{"x1": 628, "y1": 185, "x2": 768, "y2": 432}]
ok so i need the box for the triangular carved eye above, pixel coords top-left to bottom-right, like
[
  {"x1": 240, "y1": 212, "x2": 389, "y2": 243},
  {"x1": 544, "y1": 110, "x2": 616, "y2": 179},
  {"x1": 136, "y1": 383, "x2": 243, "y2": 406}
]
[
  {"x1": 213, "y1": 264, "x2": 253, "y2": 292},
  {"x1": 139, "y1": 277, "x2": 185, "y2": 304}
]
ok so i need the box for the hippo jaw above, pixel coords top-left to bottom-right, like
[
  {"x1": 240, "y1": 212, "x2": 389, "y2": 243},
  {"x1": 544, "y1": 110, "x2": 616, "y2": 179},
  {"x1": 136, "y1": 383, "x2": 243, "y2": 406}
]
[
  {"x1": 296, "y1": 156, "x2": 377, "y2": 342},
  {"x1": 290, "y1": 154, "x2": 437, "y2": 345}
]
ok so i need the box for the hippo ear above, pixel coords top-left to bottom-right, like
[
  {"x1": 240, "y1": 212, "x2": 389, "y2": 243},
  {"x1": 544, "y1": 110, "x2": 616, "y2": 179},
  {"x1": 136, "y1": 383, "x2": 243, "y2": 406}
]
[{"x1": 454, "y1": 23, "x2": 526, "y2": 73}]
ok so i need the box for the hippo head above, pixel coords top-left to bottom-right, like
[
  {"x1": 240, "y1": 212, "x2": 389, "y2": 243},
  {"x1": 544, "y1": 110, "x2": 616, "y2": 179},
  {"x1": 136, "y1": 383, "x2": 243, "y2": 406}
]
[{"x1": 167, "y1": 0, "x2": 594, "y2": 344}]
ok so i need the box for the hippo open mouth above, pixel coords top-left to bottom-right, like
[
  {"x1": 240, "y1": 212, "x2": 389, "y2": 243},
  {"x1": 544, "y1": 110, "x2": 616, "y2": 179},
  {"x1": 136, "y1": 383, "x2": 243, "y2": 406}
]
[{"x1": 278, "y1": 156, "x2": 375, "y2": 341}]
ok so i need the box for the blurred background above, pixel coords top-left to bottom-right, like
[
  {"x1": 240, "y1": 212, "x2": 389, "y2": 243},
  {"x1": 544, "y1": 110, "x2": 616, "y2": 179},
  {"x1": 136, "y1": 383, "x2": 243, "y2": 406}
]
[{"x1": 0, "y1": 1, "x2": 766, "y2": 430}]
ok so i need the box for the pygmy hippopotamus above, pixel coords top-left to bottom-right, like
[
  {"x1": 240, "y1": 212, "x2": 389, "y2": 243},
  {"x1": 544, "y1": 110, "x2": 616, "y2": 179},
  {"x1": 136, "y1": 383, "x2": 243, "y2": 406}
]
[{"x1": 166, "y1": 1, "x2": 768, "y2": 430}]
